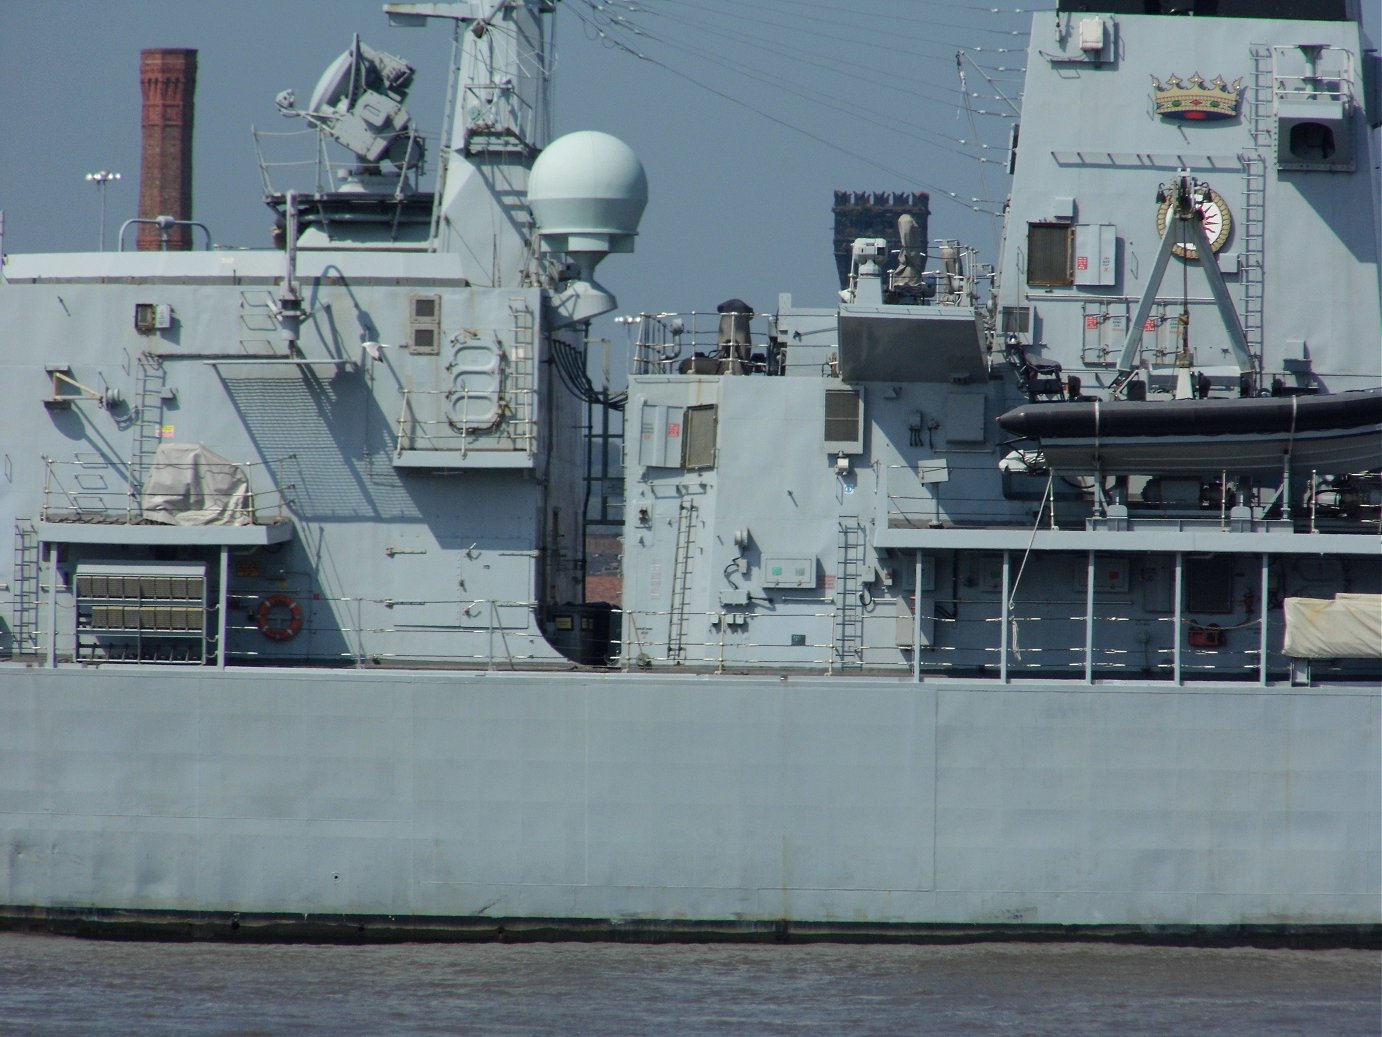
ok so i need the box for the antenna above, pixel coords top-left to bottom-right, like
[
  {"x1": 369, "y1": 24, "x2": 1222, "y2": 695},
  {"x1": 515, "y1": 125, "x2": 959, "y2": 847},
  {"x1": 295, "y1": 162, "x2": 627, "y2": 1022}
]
[
  {"x1": 277, "y1": 36, "x2": 424, "y2": 178},
  {"x1": 84, "y1": 171, "x2": 122, "y2": 252}
]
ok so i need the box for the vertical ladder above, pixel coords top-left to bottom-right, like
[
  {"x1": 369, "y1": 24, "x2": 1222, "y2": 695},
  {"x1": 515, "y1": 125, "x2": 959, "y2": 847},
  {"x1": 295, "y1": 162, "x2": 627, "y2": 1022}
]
[
  {"x1": 11, "y1": 521, "x2": 40, "y2": 655},
  {"x1": 508, "y1": 298, "x2": 537, "y2": 453},
  {"x1": 1240, "y1": 155, "x2": 1266, "y2": 369},
  {"x1": 834, "y1": 521, "x2": 866, "y2": 667},
  {"x1": 1241, "y1": 46, "x2": 1273, "y2": 373},
  {"x1": 667, "y1": 499, "x2": 698, "y2": 664},
  {"x1": 129, "y1": 352, "x2": 166, "y2": 510},
  {"x1": 1247, "y1": 45, "x2": 1275, "y2": 153}
]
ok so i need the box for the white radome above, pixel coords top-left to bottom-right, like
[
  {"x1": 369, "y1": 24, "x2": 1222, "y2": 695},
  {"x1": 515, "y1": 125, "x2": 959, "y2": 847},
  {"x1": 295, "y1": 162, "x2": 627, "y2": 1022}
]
[{"x1": 528, "y1": 130, "x2": 648, "y2": 254}]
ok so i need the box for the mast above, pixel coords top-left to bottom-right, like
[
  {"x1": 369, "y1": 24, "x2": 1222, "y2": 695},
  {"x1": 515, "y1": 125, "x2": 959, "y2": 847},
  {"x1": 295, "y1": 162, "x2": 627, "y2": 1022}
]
[{"x1": 386, "y1": 1, "x2": 555, "y2": 284}]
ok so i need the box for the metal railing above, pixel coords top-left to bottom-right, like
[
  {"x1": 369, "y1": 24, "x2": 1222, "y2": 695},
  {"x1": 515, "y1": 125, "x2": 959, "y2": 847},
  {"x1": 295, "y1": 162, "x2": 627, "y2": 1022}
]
[
  {"x1": 225, "y1": 594, "x2": 541, "y2": 669},
  {"x1": 618, "y1": 600, "x2": 1288, "y2": 681},
  {"x1": 629, "y1": 311, "x2": 780, "y2": 376},
  {"x1": 393, "y1": 384, "x2": 537, "y2": 456},
  {"x1": 251, "y1": 126, "x2": 430, "y2": 199},
  {"x1": 884, "y1": 465, "x2": 1382, "y2": 535},
  {"x1": 1271, "y1": 45, "x2": 1355, "y2": 105},
  {"x1": 41, "y1": 455, "x2": 294, "y2": 526}
]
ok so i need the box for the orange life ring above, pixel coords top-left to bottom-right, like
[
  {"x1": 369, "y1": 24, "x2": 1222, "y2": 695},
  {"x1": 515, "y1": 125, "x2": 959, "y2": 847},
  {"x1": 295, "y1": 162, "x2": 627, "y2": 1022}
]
[{"x1": 256, "y1": 594, "x2": 303, "y2": 641}]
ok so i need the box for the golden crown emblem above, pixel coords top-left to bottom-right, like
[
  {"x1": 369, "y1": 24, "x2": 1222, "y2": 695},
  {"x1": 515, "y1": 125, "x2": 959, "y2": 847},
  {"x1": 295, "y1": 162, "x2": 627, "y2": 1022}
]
[{"x1": 1150, "y1": 72, "x2": 1243, "y2": 121}]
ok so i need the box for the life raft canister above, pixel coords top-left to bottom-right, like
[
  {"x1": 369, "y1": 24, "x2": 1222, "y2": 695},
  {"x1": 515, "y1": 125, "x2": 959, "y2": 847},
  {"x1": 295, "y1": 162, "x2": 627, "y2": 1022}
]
[{"x1": 256, "y1": 594, "x2": 303, "y2": 641}]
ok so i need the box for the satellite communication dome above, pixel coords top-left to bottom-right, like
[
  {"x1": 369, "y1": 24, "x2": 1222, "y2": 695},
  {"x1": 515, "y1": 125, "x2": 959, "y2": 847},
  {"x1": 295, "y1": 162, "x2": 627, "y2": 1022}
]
[{"x1": 528, "y1": 131, "x2": 648, "y2": 257}]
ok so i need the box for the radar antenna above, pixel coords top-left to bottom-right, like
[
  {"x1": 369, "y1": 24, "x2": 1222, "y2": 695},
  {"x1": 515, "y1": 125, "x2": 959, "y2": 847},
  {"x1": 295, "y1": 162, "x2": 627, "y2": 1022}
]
[{"x1": 276, "y1": 35, "x2": 425, "y2": 173}]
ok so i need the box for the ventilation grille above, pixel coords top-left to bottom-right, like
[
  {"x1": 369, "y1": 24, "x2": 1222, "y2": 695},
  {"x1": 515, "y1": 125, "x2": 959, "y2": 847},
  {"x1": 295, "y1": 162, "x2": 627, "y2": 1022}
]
[{"x1": 824, "y1": 388, "x2": 864, "y2": 453}]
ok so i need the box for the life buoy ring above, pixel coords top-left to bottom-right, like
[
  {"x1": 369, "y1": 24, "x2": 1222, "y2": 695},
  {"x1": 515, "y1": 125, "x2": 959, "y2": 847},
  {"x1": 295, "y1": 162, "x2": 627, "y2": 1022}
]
[{"x1": 256, "y1": 594, "x2": 303, "y2": 642}]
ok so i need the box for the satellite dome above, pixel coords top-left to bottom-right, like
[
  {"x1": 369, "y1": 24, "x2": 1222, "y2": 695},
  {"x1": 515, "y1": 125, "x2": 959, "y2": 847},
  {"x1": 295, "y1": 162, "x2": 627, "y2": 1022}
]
[{"x1": 528, "y1": 131, "x2": 647, "y2": 256}]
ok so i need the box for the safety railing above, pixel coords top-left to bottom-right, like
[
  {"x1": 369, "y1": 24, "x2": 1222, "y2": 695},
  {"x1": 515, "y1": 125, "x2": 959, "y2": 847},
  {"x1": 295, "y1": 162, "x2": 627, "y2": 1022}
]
[
  {"x1": 226, "y1": 594, "x2": 544, "y2": 669},
  {"x1": 1271, "y1": 45, "x2": 1355, "y2": 105},
  {"x1": 885, "y1": 465, "x2": 1382, "y2": 535},
  {"x1": 252, "y1": 126, "x2": 431, "y2": 199},
  {"x1": 206, "y1": 589, "x2": 1336, "y2": 684},
  {"x1": 40, "y1": 455, "x2": 294, "y2": 526},
  {"x1": 627, "y1": 311, "x2": 781, "y2": 376},
  {"x1": 392, "y1": 383, "x2": 537, "y2": 457}
]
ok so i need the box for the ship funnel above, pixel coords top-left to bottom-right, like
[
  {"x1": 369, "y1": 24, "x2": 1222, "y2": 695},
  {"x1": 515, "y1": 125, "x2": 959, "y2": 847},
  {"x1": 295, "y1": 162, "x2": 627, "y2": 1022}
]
[{"x1": 528, "y1": 131, "x2": 647, "y2": 327}]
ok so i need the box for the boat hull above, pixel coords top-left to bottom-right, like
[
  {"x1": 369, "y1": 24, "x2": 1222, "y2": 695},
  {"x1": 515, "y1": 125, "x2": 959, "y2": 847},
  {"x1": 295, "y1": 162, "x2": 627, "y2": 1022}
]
[
  {"x1": 996, "y1": 389, "x2": 1382, "y2": 475},
  {"x1": 3, "y1": 666, "x2": 1377, "y2": 940},
  {"x1": 1028, "y1": 426, "x2": 1382, "y2": 476}
]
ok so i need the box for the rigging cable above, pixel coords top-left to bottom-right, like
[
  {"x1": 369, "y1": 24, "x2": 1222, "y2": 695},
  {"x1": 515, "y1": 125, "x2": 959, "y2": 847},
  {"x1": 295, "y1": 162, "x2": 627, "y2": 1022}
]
[
  {"x1": 566, "y1": 0, "x2": 1016, "y2": 215},
  {"x1": 1007, "y1": 469, "x2": 1054, "y2": 662}
]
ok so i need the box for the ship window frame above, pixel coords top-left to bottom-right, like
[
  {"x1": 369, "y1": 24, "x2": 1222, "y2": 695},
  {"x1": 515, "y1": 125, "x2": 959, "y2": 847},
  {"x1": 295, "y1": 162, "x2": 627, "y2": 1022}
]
[
  {"x1": 1026, "y1": 222, "x2": 1075, "y2": 287},
  {"x1": 411, "y1": 294, "x2": 440, "y2": 323},
  {"x1": 682, "y1": 404, "x2": 718, "y2": 470},
  {"x1": 823, "y1": 388, "x2": 865, "y2": 454},
  {"x1": 410, "y1": 326, "x2": 438, "y2": 354},
  {"x1": 408, "y1": 293, "x2": 441, "y2": 355},
  {"x1": 1001, "y1": 306, "x2": 1031, "y2": 334}
]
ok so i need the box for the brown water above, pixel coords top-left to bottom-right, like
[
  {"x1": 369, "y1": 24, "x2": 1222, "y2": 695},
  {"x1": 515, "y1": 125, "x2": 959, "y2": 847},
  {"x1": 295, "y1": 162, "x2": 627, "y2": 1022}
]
[{"x1": 0, "y1": 935, "x2": 1377, "y2": 1036}]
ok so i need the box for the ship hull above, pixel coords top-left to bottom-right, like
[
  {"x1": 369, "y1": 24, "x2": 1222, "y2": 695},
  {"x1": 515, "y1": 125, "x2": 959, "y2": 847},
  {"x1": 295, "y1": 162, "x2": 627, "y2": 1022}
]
[{"x1": 3, "y1": 667, "x2": 1377, "y2": 941}]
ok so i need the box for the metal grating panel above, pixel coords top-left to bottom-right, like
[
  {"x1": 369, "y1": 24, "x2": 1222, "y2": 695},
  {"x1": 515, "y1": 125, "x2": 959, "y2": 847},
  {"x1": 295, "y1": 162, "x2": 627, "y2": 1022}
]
[{"x1": 824, "y1": 388, "x2": 863, "y2": 453}]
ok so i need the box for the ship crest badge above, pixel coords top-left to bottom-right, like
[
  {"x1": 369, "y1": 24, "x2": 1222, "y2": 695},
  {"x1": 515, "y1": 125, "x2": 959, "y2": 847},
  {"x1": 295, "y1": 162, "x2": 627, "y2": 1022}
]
[{"x1": 1151, "y1": 72, "x2": 1243, "y2": 121}]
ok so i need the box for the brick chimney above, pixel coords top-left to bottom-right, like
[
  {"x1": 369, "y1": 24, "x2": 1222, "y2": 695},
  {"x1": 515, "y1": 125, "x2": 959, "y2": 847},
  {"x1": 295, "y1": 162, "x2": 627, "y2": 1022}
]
[{"x1": 138, "y1": 49, "x2": 197, "y2": 251}]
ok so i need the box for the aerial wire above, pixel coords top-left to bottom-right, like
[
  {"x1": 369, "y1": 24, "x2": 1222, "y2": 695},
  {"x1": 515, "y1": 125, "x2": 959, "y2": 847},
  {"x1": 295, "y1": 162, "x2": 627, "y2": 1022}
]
[{"x1": 567, "y1": 0, "x2": 1012, "y2": 215}]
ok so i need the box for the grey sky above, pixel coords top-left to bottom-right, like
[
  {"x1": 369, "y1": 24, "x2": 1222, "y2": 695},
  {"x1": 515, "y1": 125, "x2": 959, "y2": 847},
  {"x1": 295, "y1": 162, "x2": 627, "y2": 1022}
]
[{"x1": 1, "y1": 1, "x2": 1377, "y2": 323}]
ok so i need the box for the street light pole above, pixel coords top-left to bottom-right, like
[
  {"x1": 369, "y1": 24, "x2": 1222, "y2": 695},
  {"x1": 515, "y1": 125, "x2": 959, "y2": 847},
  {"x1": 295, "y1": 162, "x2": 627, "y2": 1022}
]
[{"x1": 85, "y1": 171, "x2": 121, "y2": 251}]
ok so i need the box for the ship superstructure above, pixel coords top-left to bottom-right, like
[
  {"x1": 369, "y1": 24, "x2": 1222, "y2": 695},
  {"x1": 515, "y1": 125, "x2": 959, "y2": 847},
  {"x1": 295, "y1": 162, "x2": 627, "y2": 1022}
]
[
  {"x1": 0, "y1": 0, "x2": 1378, "y2": 941},
  {"x1": 2, "y1": 0, "x2": 634, "y2": 670},
  {"x1": 621, "y1": 0, "x2": 1381, "y2": 685}
]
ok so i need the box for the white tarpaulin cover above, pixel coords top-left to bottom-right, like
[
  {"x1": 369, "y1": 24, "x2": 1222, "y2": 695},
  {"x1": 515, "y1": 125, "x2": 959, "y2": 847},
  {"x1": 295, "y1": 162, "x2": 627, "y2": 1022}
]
[
  {"x1": 141, "y1": 443, "x2": 253, "y2": 526},
  {"x1": 1282, "y1": 594, "x2": 1382, "y2": 659}
]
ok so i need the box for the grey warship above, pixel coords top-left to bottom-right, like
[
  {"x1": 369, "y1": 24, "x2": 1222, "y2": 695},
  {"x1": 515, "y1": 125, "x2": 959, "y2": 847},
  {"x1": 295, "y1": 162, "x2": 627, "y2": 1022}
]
[{"x1": 1, "y1": 0, "x2": 1378, "y2": 941}]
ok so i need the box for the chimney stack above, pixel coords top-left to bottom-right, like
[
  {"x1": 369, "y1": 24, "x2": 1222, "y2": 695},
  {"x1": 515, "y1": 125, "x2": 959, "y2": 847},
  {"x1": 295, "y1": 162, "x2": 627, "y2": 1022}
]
[{"x1": 138, "y1": 48, "x2": 197, "y2": 251}]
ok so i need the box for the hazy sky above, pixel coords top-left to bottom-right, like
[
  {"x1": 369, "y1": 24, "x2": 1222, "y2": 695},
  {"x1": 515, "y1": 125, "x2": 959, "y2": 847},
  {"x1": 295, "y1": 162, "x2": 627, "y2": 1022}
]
[
  {"x1": 0, "y1": 1, "x2": 1031, "y2": 310},
  {"x1": 1, "y1": 1, "x2": 1377, "y2": 324}
]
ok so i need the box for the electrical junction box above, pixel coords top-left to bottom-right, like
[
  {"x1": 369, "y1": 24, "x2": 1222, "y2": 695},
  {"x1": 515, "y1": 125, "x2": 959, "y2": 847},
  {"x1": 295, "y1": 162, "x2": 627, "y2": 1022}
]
[
  {"x1": 134, "y1": 302, "x2": 174, "y2": 333},
  {"x1": 762, "y1": 556, "x2": 816, "y2": 589},
  {"x1": 975, "y1": 553, "x2": 1004, "y2": 594},
  {"x1": 1079, "y1": 17, "x2": 1106, "y2": 52},
  {"x1": 1073, "y1": 225, "x2": 1116, "y2": 287},
  {"x1": 917, "y1": 554, "x2": 937, "y2": 593},
  {"x1": 1096, "y1": 557, "x2": 1130, "y2": 594}
]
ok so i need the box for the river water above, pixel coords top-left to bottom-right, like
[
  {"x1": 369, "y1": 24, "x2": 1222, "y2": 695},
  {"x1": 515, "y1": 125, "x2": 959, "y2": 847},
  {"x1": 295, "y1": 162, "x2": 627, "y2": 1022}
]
[{"x1": 0, "y1": 935, "x2": 1377, "y2": 1035}]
